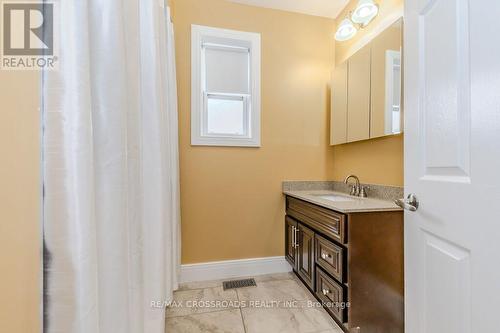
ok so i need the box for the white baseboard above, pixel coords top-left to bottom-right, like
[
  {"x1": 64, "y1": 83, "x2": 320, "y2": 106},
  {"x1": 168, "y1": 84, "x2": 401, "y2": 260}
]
[{"x1": 180, "y1": 256, "x2": 292, "y2": 283}]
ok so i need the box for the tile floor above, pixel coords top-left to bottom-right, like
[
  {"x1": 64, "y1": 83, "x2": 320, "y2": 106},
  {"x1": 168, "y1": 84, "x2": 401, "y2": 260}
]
[{"x1": 166, "y1": 272, "x2": 344, "y2": 333}]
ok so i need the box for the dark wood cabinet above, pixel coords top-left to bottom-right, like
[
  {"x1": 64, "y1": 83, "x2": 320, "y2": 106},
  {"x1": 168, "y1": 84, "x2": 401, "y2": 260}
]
[
  {"x1": 285, "y1": 195, "x2": 404, "y2": 333},
  {"x1": 296, "y1": 223, "x2": 315, "y2": 289},
  {"x1": 285, "y1": 216, "x2": 315, "y2": 289}
]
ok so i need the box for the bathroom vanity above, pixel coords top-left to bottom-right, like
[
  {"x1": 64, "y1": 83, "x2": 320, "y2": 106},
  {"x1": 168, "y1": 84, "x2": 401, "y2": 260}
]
[{"x1": 284, "y1": 187, "x2": 404, "y2": 333}]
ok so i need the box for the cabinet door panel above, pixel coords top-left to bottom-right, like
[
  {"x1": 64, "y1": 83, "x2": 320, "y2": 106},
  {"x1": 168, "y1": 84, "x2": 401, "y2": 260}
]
[
  {"x1": 331, "y1": 62, "x2": 348, "y2": 145},
  {"x1": 297, "y1": 223, "x2": 315, "y2": 289},
  {"x1": 347, "y1": 45, "x2": 371, "y2": 142},
  {"x1": 285, "y1": 216, "x2": 297, "y2": 267}
]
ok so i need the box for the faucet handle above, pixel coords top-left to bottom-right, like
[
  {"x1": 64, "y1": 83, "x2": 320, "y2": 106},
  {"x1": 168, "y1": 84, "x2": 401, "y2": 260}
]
[
  {"x1": 349, "y1": 185, "x2": 357, "y2": 196},
  {"x1": 359, "y1": 185, "x2": 370, "y2": 198}
]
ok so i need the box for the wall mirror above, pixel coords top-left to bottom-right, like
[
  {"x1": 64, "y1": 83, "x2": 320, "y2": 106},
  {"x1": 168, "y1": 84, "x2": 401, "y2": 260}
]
[{"x1": 331, "y1": 18, "x2": 403, "y2": 145}]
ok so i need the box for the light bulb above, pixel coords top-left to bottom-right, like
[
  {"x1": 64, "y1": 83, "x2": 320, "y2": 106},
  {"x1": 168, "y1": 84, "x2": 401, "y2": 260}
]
[
  {"x1": 351, "y1": 0, "x2": 379, "y2": 27},
  {"x1": 335, "y1": 18, "x2": 357, "y2": 41}
]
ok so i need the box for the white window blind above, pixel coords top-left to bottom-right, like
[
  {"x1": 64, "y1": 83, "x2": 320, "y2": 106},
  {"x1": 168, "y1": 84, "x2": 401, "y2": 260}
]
[{"x1": 204, "y1": 44, "x2": 250, "y2": 95}]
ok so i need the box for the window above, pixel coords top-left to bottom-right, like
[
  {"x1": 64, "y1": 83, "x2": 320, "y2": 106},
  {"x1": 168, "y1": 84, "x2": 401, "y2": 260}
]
[{"x1": 191, "y1": 25, "x2": 261, "y2": 147}]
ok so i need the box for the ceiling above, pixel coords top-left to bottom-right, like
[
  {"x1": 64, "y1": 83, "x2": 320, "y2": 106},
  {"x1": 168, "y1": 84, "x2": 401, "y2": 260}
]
[{"x1": 228, "y1": 0, "x2": 350, "y2": 19}]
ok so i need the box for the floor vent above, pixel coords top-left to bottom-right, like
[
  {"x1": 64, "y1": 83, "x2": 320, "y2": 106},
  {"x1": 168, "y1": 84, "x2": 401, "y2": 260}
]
[{"x1": 222, "y1": 278, "x2": 257, "y2": 290}]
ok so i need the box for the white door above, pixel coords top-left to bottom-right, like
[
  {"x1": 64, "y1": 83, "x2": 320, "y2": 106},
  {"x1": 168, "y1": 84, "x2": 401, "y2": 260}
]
[{"x1": 404, "y1": 0, "x2": 500, "y2": 333}]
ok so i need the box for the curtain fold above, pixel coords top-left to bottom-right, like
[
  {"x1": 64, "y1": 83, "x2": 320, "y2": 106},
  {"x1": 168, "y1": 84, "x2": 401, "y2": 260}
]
[{"x1": 42, "y1": 1, "x2": 180, "y2": 332}]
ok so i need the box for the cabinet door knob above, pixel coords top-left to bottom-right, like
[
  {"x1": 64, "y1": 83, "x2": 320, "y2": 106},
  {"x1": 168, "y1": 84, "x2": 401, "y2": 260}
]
[{"x1": 322, "y1": 289, "x2": 330, "y2": 295}]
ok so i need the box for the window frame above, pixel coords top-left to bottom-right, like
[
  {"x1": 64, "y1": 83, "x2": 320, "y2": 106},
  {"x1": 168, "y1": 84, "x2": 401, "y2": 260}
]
[{"x1": 191, "y1": 24, "x2": 261, "y2": 147}]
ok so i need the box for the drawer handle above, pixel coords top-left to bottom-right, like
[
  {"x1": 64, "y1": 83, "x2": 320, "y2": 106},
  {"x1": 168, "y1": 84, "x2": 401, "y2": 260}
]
[
  {"x1": 291, "y1": 226, "x2": 299, "y2": 248},
  {"x1": 321, "y1": 252, "x2": 332, "y2": 260},
  {"x1": 294, "y1": 227, "x2": 299, "y2": 248},
  {"x1": 322, "y1": 288, "x2": 330, "y2": 295}
]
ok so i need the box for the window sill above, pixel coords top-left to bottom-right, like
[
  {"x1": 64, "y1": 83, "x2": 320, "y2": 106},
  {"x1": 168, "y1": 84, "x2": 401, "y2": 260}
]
[{"x1": 191, "y1": 136, "x2": 261, "y2": 147}]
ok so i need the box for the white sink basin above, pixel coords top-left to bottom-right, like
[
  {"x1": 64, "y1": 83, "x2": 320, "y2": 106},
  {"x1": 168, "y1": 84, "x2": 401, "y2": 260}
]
[{"x1": 313, "y1": 194, "x2": 357, "y2": 202}]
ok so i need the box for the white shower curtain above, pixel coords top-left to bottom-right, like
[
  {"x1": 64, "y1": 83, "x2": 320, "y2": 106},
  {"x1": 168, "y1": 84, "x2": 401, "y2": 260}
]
[{"x1": 42, "y1": 1, "x2": 180, "y2": 332}]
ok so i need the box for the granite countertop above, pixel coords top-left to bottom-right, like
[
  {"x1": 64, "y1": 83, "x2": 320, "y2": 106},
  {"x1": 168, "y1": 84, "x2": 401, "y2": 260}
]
[{"x1": 282, "y1": 181, "x2": 403, "y2": 213}]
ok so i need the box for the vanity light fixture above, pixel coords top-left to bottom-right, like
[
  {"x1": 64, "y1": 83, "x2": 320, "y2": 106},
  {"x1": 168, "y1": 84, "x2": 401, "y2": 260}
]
[
  {"x1": 351, "y1": 0, "x2": 379, "y2": 27},
  {"x1": 335, "y1": 18, "x2": 357, "y2": 41}
]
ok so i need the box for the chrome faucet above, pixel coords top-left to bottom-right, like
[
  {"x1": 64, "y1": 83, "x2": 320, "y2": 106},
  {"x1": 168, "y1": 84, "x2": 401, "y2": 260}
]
[{"x1": 344, "y1": 174, "x2": 369, "y2": 197}]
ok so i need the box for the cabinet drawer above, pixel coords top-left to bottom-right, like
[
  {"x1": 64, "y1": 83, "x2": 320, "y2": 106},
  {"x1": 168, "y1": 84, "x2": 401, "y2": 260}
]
[
  {"x1": 315, "y1": 234, "x2": 344, "y2": 282},
  {"x1": 315, "y1": 267, "x2": 347, "y2": 323},
  {"x1": 286, "y1": 197, "x2": 346, "y2": 244}
]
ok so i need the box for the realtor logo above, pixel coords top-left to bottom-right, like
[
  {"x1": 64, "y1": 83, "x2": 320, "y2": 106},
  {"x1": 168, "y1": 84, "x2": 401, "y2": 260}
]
[{"x1": 1, "y1": 1, "x2": 58, "y2": 70}]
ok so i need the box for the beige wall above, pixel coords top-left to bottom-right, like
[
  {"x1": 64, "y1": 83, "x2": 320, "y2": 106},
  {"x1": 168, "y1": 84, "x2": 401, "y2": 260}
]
[
  {"x1": 330, "y1": 134, "x2": 403, "y2": 186},
  {"x1": 171, "y1": 0, "x2": 336, "y2": 264},
  {"x1": 329, "y1": 0, "x2": 404, "y2": 186},
  {"x1": 0, "y1": 70, "x2": 41, "y2": 331}
]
